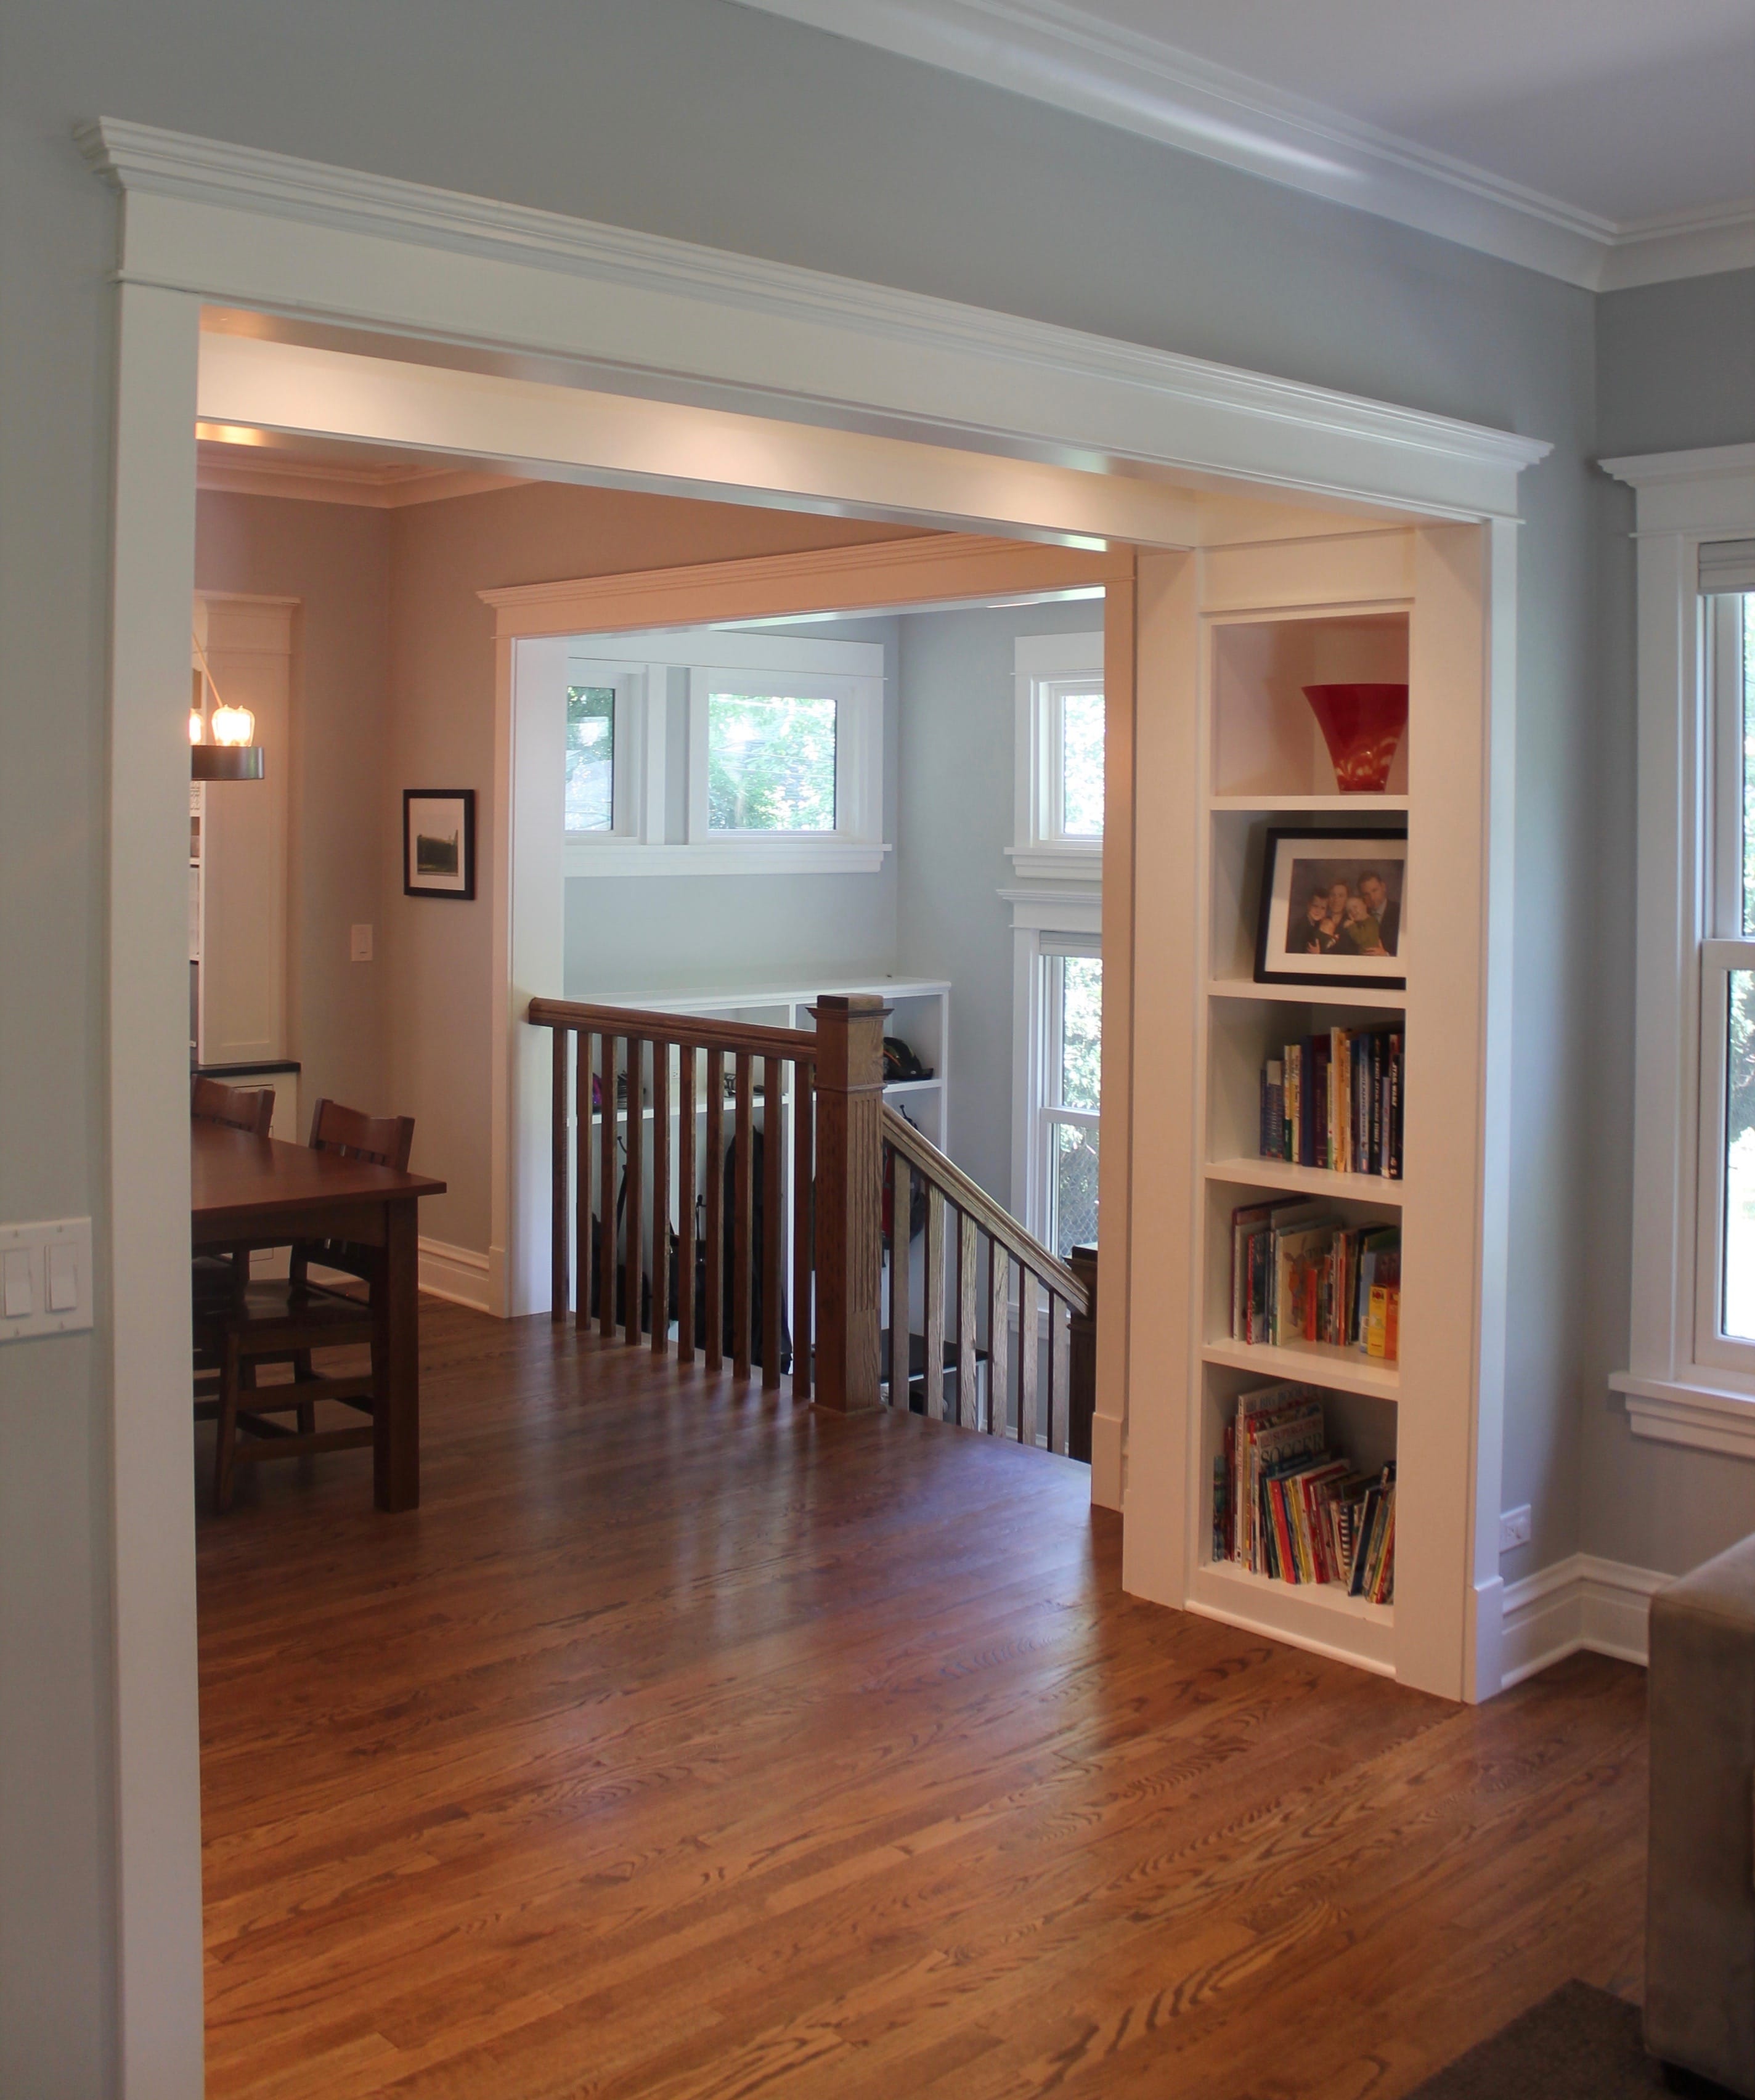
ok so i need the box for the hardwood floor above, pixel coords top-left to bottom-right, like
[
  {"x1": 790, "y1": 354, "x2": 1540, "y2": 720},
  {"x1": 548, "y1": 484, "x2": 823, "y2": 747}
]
[{"x1": 197, "y1": 1303, "x2": 1646, "y2": 2099}]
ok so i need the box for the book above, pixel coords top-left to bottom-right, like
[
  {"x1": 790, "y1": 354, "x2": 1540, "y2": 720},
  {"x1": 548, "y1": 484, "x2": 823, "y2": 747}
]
[
  {"x1": 1260, "y1": 1028, "x2": 1404, "y2": 1178},
  {"x1": 1220, "y1": 1387, "x2": 1394, "y2": 1598}
]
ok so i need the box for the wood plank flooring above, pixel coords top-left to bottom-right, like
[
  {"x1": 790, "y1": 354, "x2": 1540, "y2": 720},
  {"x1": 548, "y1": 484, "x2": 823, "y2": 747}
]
[{"x1": 197, "y1": 1304, "x2": 1647, "y2": 2099}]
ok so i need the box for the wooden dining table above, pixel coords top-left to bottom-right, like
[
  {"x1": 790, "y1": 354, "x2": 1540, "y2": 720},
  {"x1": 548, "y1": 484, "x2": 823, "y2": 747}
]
[{"x1": 191, "y1": 1120, "x2": 447, "y2": 1511}]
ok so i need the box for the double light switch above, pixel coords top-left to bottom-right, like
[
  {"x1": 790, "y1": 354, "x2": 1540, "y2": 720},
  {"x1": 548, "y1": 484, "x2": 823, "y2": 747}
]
[{"x1": 0, "y1": 1219, "x2": 94, "y2": 1341}]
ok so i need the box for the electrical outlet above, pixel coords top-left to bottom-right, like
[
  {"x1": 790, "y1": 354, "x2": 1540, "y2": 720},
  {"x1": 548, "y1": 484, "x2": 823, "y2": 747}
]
[
  {"x1": 1499, "y1": 1504, "x2": 1532, "y2": 1554},
  {"x1": 350, "y1": 924, "x2": 373, "y2": 962}
]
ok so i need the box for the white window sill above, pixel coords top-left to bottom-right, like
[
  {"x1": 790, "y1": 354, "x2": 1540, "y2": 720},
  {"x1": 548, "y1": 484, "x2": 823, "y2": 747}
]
[
  {"x1": 1610, "y1": 1370, "x2": 1755, "y2": 1460},
  {"x1": 1008, "y1": 844, "x2": 1103, "y2": 884},
  {"x1": 564, "y1": 839, "x2": 890, "y2": 877}
]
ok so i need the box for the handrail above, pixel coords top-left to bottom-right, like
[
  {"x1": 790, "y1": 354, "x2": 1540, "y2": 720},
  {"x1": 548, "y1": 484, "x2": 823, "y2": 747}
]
[
  {"x1": 528, "y1": 996, "x2": 816, "y2": 1060},
  {"x1": 881, "y1": 1105, "x2": 1088, "y2": 1316}
]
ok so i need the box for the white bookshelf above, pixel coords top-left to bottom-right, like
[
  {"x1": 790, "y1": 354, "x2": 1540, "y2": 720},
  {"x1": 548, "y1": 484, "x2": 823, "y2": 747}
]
[{"x1": 1168, "y1": 537, "x2": 1491, "y2": 1696}]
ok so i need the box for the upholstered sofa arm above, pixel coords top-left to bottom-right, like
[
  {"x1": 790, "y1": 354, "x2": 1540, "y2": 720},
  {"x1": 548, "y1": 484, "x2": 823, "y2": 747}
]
[{"x1": 1646, "y1": 1532, "x2": 1755, "y2": 2096}]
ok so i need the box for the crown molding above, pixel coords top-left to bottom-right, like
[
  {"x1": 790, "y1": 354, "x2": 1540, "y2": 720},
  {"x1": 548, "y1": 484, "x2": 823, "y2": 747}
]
[
  {"x1": 195, "y1": 444, "x2": 521, "y2": 508},
  {"x1": 727, "y1": 0, "x2": 1755, "y2": 292},
  {"x1": 78, "y1": 118, "x2": 1549, "y2": 522},
  {"x1": 1598, "y1": 444, "x2": 1755, "y2": 537}
]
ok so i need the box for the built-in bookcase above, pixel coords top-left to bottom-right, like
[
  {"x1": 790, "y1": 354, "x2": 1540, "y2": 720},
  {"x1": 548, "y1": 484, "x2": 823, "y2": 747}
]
[{"x1": 1160, "y1": 530, "x2": 1500, "y2": 1696}]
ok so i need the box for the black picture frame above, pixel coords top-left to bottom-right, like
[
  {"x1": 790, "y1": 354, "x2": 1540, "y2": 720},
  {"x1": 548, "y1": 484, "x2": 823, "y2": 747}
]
[
  {"x1": 403, "y1": 789, "x2": 476, "y2": 900},
  {"x1": 1253, "y1": 824, "x2": 1407, "y2": 991}
]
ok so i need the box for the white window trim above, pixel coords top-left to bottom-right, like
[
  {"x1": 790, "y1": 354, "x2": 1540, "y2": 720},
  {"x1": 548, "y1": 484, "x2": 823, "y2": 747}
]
[
  {"x1": 1011, "y1": 630, "x2": 1105, "y2": 883},
  {"x1": 1603, "y1": 442, "x2": 1755, "y2": 1457},
  {"x1": 562, "y1": 629, "x2": 887, "y2": 875}
]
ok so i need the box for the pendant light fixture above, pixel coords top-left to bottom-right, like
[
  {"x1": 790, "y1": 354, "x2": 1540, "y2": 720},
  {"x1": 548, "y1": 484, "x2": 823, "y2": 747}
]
[{"x1": 189, "y1": 629, "x2": 264, "y2": 782}]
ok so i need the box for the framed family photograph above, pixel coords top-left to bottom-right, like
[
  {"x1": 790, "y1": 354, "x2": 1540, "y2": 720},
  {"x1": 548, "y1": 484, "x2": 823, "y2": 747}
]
[
  {"x1": 1253, "y1": 826, "x2": 1407, "y2": 990},
  {"x1": 403, "y1": 789, "x2": 476, "y2": 900}
]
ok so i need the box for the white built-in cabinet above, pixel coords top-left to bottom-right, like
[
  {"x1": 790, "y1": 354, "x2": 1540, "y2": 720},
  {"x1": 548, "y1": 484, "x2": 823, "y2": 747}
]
[{"x1": 1125, "y1": 523, "x2": 1512, "y2": 1701}]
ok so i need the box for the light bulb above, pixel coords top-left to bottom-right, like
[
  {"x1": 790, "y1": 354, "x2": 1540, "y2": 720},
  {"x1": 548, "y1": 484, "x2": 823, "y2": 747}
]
[
  {"x1": 210, "y1": 702, "x2": 255, "y2": 747},
  {"x1": 189, "y1": 707, "x2": 205, "y2": 745}
]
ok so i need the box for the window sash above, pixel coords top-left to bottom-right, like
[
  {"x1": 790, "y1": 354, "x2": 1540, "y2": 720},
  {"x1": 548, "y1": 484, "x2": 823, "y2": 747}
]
[
  {"x1": 1694, "y1": 590, "x2": 1755, "y2": 1374},
  {"x1": 1044, "y1": 677, "x2": 1104, "y2": 844}
]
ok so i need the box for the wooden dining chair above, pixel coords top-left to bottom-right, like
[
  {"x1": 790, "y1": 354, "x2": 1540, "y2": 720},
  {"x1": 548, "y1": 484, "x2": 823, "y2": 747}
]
[
  {"x1": 196, "y1": 1098, "x2": 415, "y2": 1512},
  {"x1": 190, "y1": 1073, "x2": 275, "y2": 1136},
  {"x1": 190, "y1": 1075, "x2": 276, "y2": 1317}
]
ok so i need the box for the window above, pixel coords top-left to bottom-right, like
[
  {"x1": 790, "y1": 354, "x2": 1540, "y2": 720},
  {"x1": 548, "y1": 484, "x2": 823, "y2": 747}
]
[
  {"x1": 1043, "y1": 945, "x2": 1102, "y2": 1259},
  {"x1": 565, "y1": 685, "x2": 615, "y2": 832},
  {"x1": 706, "y1": 690, "x2": 837, "y2": 832},
  {"x1": 1011, "y1": 630, "x2": 1105, "y2": 879},
  {"x1": 562, "y1": 631, "x2": 885, "y2": 874},
  {"x1": 1697, "y1": 588, "x2": 1755, "y2": 1370},
  {"x1": 1603, "y1": 441, "x2": 1755, "y2": 1455}
]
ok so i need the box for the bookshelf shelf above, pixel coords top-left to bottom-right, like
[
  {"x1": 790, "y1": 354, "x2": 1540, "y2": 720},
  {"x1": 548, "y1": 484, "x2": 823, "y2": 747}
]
[
  {"x1": 1204, "y1": 1157, "x2": 1406, "y2": 1204},
  {"x1": 1200, "y1": 1337, "x2": 1401, "y2": 1401},
  {"x1": 1207, "y1": 977, "x2": 1408, "y2": 1010},
  {"x1": 1190, "y1": 1559, "x2": 1396, "y2": 1674},
  {"x1": 1207, "y1": 792, "x2": 1411, "y2": 815}
]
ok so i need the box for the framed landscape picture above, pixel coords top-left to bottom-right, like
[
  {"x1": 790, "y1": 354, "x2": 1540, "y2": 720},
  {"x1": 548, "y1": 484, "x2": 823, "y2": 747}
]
[
  {"x1": 403, "y1": 789, "x2": 476, "y2": 900},
  {"x1": 1253, "y1": 826, "x2": 1407, "y2": 990}
]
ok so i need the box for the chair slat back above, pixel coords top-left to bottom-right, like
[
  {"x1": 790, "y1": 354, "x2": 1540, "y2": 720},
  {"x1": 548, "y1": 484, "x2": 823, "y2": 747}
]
[
  {"x1": 307, "y1": 1098, "x2": 415, "y2": 1171},
  {"x1": 192, "y1": 1075, "x2": 275, "y2": 1137}
]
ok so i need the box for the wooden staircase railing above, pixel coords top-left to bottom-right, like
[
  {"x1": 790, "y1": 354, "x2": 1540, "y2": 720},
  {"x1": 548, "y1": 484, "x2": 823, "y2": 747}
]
[
  {"x1": 882, "y1": 1104, "x2": 1095, "y2": 1460},
  {"x1": 527, "y1": 991, "x2": 1096, "y2": 1456}
]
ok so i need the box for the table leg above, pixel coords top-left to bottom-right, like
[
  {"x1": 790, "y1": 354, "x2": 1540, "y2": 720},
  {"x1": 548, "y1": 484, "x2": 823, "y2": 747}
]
[{"x1": 375, "y1": 1196, "x2": 420, "y2": 1512}]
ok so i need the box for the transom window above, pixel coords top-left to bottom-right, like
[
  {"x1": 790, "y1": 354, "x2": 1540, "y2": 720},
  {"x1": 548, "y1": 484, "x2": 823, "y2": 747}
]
[
  {"x1": 1011, "y1": 629, "x2": 1105, "y2": 879},
  {"x1": 706, "y1": 690, "x2": 837, "y2": 833},
  {"x1": 561, "y1": 632, "x2": 884, "y2": 874}
]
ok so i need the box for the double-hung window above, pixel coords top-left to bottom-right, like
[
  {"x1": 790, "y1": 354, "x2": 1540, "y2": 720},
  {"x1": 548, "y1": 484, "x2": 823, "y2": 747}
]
[
  {"x1": 1036, "y1": 939, "x2": 1102, "y2": 1260},
  {"x1": 1698, "y1": 581, "x2": 1755, "y2": 1368},
  {"x1": 1606, "y1": 444, "x2": 1755, "y2": 1454}
]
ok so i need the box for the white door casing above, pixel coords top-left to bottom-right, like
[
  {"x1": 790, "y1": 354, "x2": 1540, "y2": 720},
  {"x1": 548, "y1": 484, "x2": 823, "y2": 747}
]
[{"x1": 82, "y1": 118, "x2": 1545, "y2": 2094}]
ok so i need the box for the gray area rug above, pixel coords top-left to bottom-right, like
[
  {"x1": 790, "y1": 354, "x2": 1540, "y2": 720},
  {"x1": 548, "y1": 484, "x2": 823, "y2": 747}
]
[{"x1": 1405, "y1": 1982, "x2": 1740, "y2": 2099}]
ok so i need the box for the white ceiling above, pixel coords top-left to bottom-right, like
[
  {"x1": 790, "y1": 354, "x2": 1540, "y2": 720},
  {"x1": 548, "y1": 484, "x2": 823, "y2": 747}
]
[
  {"x1": 1073, "y1": 0, "x2": 1755, "y2": 223},
  {"x1": 732, "y1": 0, "x2": 1755, "y2": 286}
]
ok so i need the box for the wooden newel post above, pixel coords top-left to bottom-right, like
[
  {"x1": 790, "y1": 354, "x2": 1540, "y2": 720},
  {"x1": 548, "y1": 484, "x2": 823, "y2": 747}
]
[
  {"x1": 1067, "y1": 1244, "x2": 1098, "y2": 1465},
  {"x1": 808, "y1": 993, "x2": 890, "y2": 1412}
]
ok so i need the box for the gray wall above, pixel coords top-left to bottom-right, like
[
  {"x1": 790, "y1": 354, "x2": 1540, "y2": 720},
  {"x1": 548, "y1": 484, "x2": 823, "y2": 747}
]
[
  {"x1": 0, "y1": 0, "x2": 1659, "y2": 2080},
  {"x1": 1581, "y1": 267, "x2": 1755, "y2": 1574},
  {"x1": 895, "y1": 601, "x2": 1106, "y2": 1211}
]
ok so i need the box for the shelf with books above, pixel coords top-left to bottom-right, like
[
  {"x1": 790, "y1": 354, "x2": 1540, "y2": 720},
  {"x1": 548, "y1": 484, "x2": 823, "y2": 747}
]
[
  {"x1": 1200, "y1": 1337, "x2": 1401, "y2": 1401},
  {"x1": 1195, "y1": 1367, "x2": 1398, "y2": 1667},
  {"x1": 1207, "y1": 996, "x2": 1406, "y2": 1175}
]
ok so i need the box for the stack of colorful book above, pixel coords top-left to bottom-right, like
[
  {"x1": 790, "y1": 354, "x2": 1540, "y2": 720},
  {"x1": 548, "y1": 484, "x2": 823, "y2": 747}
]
[
  {"x1": 1259, "y1": 1026, "x2": 1403, "y2": 1176},
  {"x1": 1212, "y1": 1382, "x2": 1396, "y2": 1601},
  {"x1": 1229, "y1": 1200, "x2": 1401, "y2": 1361}
]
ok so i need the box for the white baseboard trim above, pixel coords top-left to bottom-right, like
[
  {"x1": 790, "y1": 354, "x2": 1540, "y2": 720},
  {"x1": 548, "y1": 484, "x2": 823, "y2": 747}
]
[
  {"x1": 418, "y1": 1236, "x2": 492, "y2": 1312},
  {"x1": 1089, "y1": 1411, "x2": 1123, "y2": 1512},
  {"x1": 1499, "y1": 1553, "x2": 1670, "y2": 1689}
]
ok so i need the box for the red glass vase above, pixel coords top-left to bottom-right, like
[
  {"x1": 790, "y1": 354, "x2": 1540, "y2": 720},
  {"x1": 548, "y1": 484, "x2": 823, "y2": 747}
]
[{"x1": 1302, "y1": 682, "x2": 1409, "y2": 794}]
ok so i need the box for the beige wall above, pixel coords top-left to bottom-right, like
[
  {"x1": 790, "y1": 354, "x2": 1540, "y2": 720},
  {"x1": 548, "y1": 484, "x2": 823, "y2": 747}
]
[{"x1": 194, "y1": 492, "x2": 392, "y2": 1126}]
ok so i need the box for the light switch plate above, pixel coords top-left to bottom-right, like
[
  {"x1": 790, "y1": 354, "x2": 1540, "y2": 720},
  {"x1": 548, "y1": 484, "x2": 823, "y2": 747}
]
[
  {"x1": 350, "y1": 923, "x2": 373, "y2": 962},
  {"x1": 0, "y1": 1219, "x2": 93, "y2": 1342},
  {"x1": 1499, "y1": 1504, "x2": 1532, "y2": 1553}
]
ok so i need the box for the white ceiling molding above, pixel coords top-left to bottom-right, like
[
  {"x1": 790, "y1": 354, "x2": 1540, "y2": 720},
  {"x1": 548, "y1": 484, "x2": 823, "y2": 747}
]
[
  {"x1": 80, "y1": 119, "x2": 1549, "y2": 527},
  {"x1": 195, "y1": 441, "x2": 521, "y2": 507},
  {"x1": 727, "y1": 0, "x2": 1755, "y2": 291}
]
